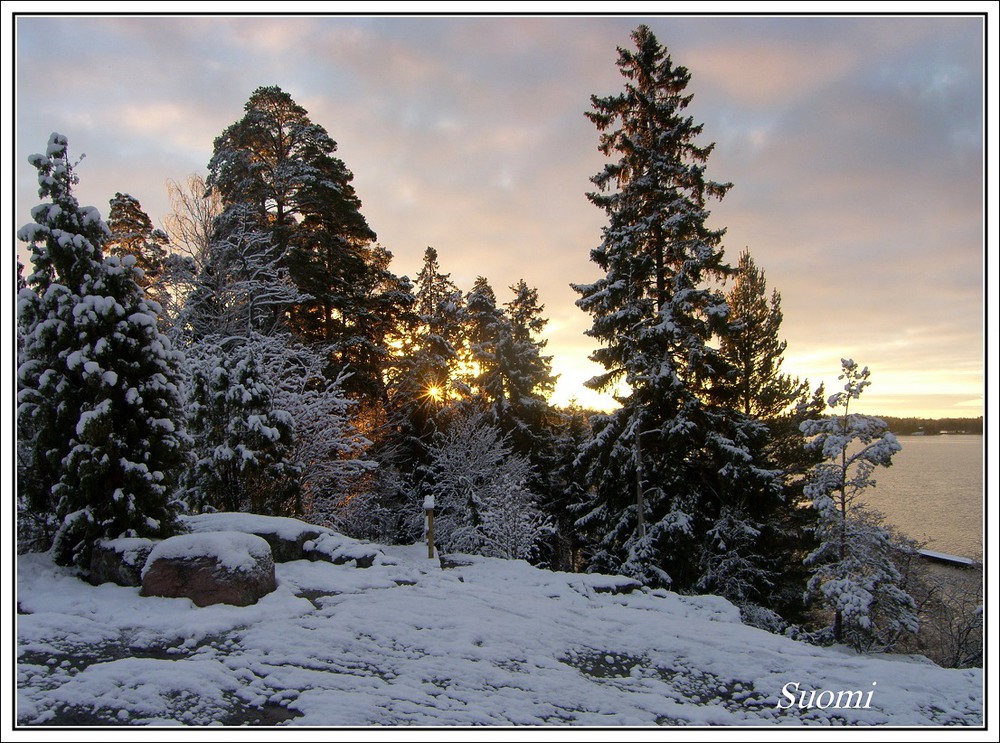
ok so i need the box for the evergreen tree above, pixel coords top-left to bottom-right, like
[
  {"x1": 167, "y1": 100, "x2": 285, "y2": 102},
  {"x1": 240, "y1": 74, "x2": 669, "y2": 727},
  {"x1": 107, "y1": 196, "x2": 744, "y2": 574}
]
[
  {"x1": 407, "y1": 246, "x2": 465, "y2": 407},
  {"x1": 800, "y1": 359, "x2": 917, "y2": 651},
  {"x1": 105, "y1": 192, "x2": 170, "y2": 322},
  {"x1": 331, "y1": 243, "x2": 417, "y2": 403},
  {"x1": 572, "y1": 26, "x2": 778, "y2": 591},
  {"x1": 17, "y1": 134, "x2": 187, "y2": 570},
  {"x1": 495, "y1": 280, "x2": 561, "y2": 555},
  {"x1": 185, "y1": 340, "x2": 299, "y2": 515},
  {"x1": 751, "y1": 385, "x2": 826, "y2": 625},
  {"x1": 464, "y1": 276, "x2": 506, "y2": 403},
  {"x1": 717, "y1": 248, "x2": 806, "y2": 418},
  {"x1": 500, "y1": 280, "x2": 558, "y2": 445},
  {"x1": 360, "y1": 247, "x2": 461, "y2": 536},
  {"x1": 207, "y1": 85, "x2": 406, "y2": 400},
  {"x1": 207, "y1": 86, "x2": 364, "y2": 257},
  {"x1": 545, "y1": 404, "x2": 593, "y2": 572},
  {"x1": 707, "y1": 248, "x2": 820, "y2": 626}
]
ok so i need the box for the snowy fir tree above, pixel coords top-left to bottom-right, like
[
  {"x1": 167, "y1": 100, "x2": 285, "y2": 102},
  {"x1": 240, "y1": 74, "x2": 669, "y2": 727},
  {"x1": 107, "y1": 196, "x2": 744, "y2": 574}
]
[
  {"x1": 572, "y1": 26, "x2": 780, "y2": 590},
  {"x1": 463, "y1": 276, "x2": 507, "y2": 403},
  {"x1": 705, "y1": 248, "x2": 822, "y2": 625},
  {"x1": 497, "y1": 280, "x2": 558, "y2": 456},
  {"x1": 184, "y1": 340, "x2": 299, "y2": 515},
  {"x1": 411, "y1": 246, "x2": 466, "y2": 401},
  {"x1": 17, "y1": 133, "x2": 188, "y2": 570},
  {"x1": 544, "y1": 404, "x2": 593, "y2": 572},
  {"x1": 800, "y1": 359, "x2": 918, "y2": 651},
  {"x1": 380, "y1": 246, "x2": 465, "y2": 473}
]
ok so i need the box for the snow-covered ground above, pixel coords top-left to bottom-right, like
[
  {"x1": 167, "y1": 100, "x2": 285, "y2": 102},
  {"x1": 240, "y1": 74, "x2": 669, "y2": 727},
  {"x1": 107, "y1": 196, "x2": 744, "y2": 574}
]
[{"x1": 16, "y1": 537, "x2": 983, "y2": 727}]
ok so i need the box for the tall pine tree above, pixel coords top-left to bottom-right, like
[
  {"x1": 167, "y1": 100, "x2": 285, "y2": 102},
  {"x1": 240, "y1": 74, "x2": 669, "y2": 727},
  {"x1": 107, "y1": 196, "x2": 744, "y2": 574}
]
[
  {"x1": 709, "y1": 248, "x2": 820, "y2": 626},
  {"x1": 207, "y1": 85, "x2": 409, "y2": 401},
  {"x1": 572, "y1": 26, "x2": 778, "y2": 591}
]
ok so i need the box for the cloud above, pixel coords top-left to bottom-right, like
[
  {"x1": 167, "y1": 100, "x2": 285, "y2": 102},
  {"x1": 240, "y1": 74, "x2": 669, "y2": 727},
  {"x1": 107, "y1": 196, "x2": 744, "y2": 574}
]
[{"x1": 13, "y1": 15, "x2": 985, "y2": 418}]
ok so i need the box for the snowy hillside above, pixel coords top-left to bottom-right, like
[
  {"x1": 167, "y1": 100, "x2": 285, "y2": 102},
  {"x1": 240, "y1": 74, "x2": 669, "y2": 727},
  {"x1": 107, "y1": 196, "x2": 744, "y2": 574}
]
[{"x1": 17, "y1": 533, "x2": 982, "y2": 727}]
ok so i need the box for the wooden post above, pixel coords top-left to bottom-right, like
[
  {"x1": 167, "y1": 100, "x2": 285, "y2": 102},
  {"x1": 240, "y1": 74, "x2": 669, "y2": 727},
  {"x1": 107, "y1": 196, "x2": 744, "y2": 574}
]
[
  {"x1": 635, "y1": 417, "x2": 646, "y2": 540},
  {"x1": 426, "y1": 507, "x2": 435, "y2": 559}
]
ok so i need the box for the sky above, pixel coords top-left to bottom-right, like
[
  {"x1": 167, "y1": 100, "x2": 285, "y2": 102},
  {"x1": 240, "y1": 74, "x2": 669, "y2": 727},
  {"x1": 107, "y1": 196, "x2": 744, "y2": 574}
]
[{"x1": 9, "y1": 8, "x2": 992, "y2": 418}]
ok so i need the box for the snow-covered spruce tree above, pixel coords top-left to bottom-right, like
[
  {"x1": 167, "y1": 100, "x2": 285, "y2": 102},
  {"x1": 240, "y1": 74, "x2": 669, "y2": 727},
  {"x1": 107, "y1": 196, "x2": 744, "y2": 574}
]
[
  {"x1": 421, "y1": 411, "x2": 549, "y2": 560},
  {"x1": 498, "y1": 280, "x2": 558, "y2": 455},
  {"x1": 380, "y1": 246, "x2": 466, "y2": 481},
  {"x1": 175, "y1": 201, "x2": 309, "y2": 516},
  {"x1": 184, "y1": 330, "x2": 375, "y2": 520},
  {"x1": 704, "y1": 248, "x2": 821, "y2": 626},
  {"x1": 544, "y1": 404, "x2": 593, "y2": 572},
  {"x1": 185, "y1": 340, "x2": 299, "y2": 515},
  {"x1": 463, "y1": 276, "x2": 507, "y2": 403},
  {"x1": 496, "y1": 280, "x2": 563, "y2": 563},
  {"x1": 411, "y1": 246, "x2": 465, "y2": 401},
  {"x1": 572, "y1": 26, "x2": 779, "y2": 590},
  {"x1": 800, "y1": 359, "x2": 917, "y2": 651},
  {"x1": 17, "y1": 134, "x2": 188, "y2": 570}
]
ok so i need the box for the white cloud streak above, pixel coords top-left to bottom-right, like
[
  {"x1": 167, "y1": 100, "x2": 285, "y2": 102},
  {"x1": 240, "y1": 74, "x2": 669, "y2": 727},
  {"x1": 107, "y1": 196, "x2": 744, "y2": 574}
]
[{"x1": 13, "y1": 13, "x2": 986, "y2": 418}]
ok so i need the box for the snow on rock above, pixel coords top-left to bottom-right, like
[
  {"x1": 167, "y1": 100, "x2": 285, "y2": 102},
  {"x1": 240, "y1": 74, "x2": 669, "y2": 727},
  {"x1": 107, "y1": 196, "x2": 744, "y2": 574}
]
[
  {"x1": 303, "y1": 532, "x2": 385, "y2": 568},
  {"x1": 143, "y1": 532, "x2": 271, "y2": 576},
  {"x1": 140, "y1": 532, "x2": 276, "y2": 607},
  {"x1": 181, "y1": 512, "x2": 330, "y2": 563},
  {"x1": 17, "y1": 544, "x2": 983, "y2": 727}
]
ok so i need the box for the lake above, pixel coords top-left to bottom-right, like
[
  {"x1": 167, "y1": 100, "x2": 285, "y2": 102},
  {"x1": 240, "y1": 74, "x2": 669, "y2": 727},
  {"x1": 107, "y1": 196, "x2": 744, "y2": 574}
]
[{"x1": 860, "y1": 435, "x2": 984, "y2": 561}]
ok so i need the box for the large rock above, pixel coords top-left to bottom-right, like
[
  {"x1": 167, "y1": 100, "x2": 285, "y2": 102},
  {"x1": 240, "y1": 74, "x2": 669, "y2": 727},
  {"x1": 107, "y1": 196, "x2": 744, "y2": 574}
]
[
  {"x1": 89, "y1": 537, "x2": 156, "y2": 587},
  {"x1": 181, "y1": 513, "x2": 328, "y2": 563},
  {"x1": 303, "y1": 532, "x2": 383, "y2": 568},
  {"x1": 140, "y1": 532, "x2": 276, "y2": 607}
]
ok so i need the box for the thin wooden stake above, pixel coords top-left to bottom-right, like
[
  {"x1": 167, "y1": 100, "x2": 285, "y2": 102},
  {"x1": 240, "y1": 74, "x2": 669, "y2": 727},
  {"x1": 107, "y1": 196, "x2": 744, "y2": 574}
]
[{"x1": 426, "y1": 508, "x2": 435, "y2": 559}]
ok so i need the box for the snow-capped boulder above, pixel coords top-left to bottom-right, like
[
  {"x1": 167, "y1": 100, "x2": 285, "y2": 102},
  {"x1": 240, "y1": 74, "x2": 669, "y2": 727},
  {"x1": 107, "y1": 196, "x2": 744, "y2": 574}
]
[
  {"x1": 181, "y1": 512, "x2": 328, "y2": 563},
  {"x1": 140, "y1": 532, "x2": 276, "y2": 607},
  {"x1": 304, "y1": 532, "x2": 383, "y2": 568},
  {"x1": 88, "y1": 537, "x2": 156, "y2": 587}
]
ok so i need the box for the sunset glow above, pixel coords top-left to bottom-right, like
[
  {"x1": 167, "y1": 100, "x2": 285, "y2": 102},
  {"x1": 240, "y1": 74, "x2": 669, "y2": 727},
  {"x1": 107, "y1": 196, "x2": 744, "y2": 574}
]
[{"x1": 12, "y1": 13, "x2": 988, "y2": 420}]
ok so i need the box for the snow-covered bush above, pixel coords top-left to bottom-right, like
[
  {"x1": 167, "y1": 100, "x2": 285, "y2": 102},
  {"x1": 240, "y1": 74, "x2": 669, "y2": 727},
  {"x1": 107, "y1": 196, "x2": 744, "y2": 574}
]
[
  {"x1": 180, "y1": 329, "x2": 375, "y2": 520},
  {"x1": 422, "y1": 412, "x2": 550, "y2": 560},
  {"x1": 255, "y1": 333, "x2": 376, "y2": 522}
]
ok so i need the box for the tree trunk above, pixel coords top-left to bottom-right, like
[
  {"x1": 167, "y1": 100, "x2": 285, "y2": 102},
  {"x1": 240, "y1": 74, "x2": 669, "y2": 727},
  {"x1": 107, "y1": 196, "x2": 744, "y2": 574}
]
[{"x1": 635, "y1": 421, "x2": 646, "y2": 540}]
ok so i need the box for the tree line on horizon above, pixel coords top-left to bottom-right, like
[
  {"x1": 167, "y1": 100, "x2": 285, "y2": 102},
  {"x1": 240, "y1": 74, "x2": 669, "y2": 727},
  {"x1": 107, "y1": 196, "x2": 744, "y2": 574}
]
[
  {"x1": 17, "y1": 25, "x2": 979, "y2": 665},
  {"x1": 878, "y1": 417, "x2": 983, "y2": 436}
]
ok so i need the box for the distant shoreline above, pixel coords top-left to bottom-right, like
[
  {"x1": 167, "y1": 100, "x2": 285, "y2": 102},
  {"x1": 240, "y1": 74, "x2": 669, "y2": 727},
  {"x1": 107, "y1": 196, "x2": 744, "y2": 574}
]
[{"x1": 877, "y1": 417, "x2": 983, "y2": 436}]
